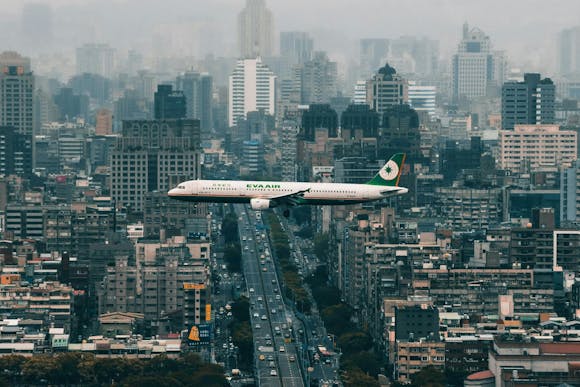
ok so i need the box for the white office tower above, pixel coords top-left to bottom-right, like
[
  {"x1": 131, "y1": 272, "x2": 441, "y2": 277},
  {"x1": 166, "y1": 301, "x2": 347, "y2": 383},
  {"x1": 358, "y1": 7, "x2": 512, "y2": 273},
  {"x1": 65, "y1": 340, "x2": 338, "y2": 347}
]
[
  {"x1": 229, "y1": 57, "x2": 276, "y2": 127},
  {"x1": 238, "y1": 0, "x2": 274, "y2": 58},
  {"x1": 408, "y1": 82, "x2": 437, "y2": 117},
  {"x1": 451, "y1": 23, "x2": 505, "y2": 103},
  {"x1": 352, "y1": 80, "x2": 367, "y2": 104}
]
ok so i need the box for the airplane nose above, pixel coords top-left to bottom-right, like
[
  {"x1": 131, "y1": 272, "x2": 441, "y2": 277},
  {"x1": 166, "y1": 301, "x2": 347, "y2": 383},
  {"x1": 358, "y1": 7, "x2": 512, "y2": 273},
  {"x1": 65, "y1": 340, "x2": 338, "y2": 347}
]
[{"x1": 168, "y1": 188, "x2": 177, "y2": 196}]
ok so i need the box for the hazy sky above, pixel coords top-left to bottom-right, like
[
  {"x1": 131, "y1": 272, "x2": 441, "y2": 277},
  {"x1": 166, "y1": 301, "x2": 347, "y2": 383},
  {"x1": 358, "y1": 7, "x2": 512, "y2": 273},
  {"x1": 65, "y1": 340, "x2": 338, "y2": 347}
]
[{"x1": 2, "y1": 0, "x2": 580, "y2": 72}]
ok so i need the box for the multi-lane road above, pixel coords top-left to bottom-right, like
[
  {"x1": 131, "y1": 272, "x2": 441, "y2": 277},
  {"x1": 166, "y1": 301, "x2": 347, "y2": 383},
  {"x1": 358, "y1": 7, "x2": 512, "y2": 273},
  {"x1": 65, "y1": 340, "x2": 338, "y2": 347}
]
[{"x1": 237, "y1": 204, "x2": 304, "y2": 387}]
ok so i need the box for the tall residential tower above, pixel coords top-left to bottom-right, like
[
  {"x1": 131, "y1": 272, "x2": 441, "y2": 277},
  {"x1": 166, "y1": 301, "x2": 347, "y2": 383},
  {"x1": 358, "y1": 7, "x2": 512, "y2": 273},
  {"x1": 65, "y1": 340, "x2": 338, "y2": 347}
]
[{"x1": 228, "y1": 57, "x2": 276, "y2": 127}]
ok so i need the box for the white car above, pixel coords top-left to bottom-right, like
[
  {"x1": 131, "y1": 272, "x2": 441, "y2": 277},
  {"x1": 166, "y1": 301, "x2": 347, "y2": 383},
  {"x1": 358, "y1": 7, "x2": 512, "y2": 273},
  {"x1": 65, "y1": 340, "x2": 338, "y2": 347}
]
[
  {"x1": 261, "y1": 315, "x2": 267, "y2": 320},
  {"x1": 270, "y1": 369, "x2": 277, "y2": 376},
  {"x1": 279, "y1": 346, "x2": 285, "y2": 352},
  {"x1": 253, "y1": 313, "x2": 259, "y2": 318}
]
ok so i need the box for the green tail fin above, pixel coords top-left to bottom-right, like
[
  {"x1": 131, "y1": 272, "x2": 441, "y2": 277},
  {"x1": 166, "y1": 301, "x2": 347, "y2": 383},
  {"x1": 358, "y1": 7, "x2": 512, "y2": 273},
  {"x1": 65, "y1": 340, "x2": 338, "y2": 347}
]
[{"x1": 366, "y1": 153, "x2": 406, "y2": 186}]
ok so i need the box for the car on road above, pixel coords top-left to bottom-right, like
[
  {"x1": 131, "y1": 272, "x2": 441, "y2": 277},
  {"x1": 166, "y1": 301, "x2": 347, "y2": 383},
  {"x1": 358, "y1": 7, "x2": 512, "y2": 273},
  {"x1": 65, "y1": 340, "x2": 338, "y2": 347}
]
[
  {"x1": 289, "y1": 355, "x2": 296, "y2": 362},
  {"x1": 261, "y1": 315, "x2": 267, "y2": 320},
  {"x1": 271, "y1": 309, "x2": 276, "y2": 314},
  {"x1": 275, "y1": 295, "x2": 281, "y2": 300},
  {"x1": 262, "y1": 267, "x2": 267, "y2": 272},
  {"x1": 269, "y1": 361, "x2": 276, "y2": 367},
  {"x1": 255, "y1": 324, "x2": 261, "y2": 329},
  {"x1": 253, "y1": 313, "x2": 259, "y2": 318},
  {"x1": 279, "y1": 346, "x2": 285, "y2": 352},
  {"x1": 273, "y1": 288, "x2": 278, "y2": 293},
  {"x1": 270, "y1": 369, "x2": 277, "y2": 376},
  {"x1": 257, "y1": 296, "x2": 263, "y2": 302},
  {"x1": 249, "y1": 288, "x2": 254, "y2": 293}
]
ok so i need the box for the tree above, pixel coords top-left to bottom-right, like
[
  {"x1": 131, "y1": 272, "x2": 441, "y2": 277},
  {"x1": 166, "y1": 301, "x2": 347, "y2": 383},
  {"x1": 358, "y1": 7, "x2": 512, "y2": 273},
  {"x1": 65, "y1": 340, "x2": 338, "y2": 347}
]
[
  {"x1": 342, "y1": 368, "x2": 380, "y2": 387},
  {"x1": 21, "y1": 355, "x2": 60, "y2": 384},
  {"x1": 321, "y1": 304, "x2": 353, "y2": 336},
  {"x1": 311, "y1": 285, "x2": 341, "y2": 309},
  {"x1": 314, "y1": 233, "x2": 330, "y2": 261},
  {"x1": 338, "y1": 332, "x2": 373, "y2": 355},
  {"x1": 341, "y1": 352, "x2": 382, "y2": 377},
  {"x1": 224, "y1": 243, "x2": 241, "y2": 272},
  {"x1": 410, "y1": 366, "x2": 446, "y2": 387},
  {"x1": 231, "y1": 297, "x2": 250, "y2": 322},
  {"x1": 0, "y1": 355, "x2": 26, "y2": 384}
]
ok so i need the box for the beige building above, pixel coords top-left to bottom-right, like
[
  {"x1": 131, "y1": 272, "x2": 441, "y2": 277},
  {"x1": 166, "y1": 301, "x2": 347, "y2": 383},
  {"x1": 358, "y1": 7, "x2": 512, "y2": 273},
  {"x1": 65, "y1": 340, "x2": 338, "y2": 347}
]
[
  {"x1": 396, "y1": 340, "x2": 445, "y2": 382},
  {"x1": 95, "y1": 108, "x2": 113, "y2": 135},
  {"x1": 499, "y1": 125, "x2": 577, "y2": 172}
]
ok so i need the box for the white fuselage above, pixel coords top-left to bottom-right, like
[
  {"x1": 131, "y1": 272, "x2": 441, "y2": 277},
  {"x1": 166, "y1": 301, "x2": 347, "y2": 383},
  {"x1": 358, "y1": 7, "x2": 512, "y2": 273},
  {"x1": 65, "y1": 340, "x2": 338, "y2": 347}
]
[{"x1": 168, "y1": 179, "x2": 408, "y2": 206}]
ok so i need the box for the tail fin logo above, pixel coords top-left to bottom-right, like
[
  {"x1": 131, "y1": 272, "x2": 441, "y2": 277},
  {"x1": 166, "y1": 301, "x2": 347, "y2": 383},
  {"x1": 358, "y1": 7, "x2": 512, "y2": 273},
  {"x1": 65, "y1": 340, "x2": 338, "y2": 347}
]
[{"x1": 379, "y1": 160, "x2": 399, "y2": 181}]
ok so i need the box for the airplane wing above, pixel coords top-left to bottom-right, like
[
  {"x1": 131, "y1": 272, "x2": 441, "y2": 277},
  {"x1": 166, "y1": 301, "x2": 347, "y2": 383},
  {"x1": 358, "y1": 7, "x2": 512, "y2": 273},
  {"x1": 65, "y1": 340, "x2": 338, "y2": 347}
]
[{"x1": 268, "y1": 188, "x2": 311, "y2": 206}]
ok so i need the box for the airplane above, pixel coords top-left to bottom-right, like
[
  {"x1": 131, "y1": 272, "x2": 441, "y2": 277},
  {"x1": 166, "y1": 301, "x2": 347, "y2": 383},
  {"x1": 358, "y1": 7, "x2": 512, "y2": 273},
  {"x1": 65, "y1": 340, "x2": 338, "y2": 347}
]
[{"x1": 168, "y1": 153, "x2": 408, "y2": 217}]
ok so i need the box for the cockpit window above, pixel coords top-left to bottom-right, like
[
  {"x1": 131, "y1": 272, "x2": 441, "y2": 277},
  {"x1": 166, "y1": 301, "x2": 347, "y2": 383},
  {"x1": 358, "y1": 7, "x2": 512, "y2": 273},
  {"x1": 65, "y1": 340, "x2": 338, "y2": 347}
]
[{"x1": 177, "y1": 185, "x2": 185, "y2": 189}]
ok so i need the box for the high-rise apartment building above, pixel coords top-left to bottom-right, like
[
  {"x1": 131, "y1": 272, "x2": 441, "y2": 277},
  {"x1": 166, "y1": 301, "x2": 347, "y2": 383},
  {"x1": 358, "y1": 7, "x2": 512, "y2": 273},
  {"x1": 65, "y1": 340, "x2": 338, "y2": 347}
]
[
  {"x1": 154, "y1": 85, "x2": 186, "y2": 120},
  {"x1": 499, "y1": 125, "x2": 577, "y2": 172},
  {"x1": 76, "y1": 43, "x2": 116, "y2": 78},
  {"x1": 110, "y1": 119, "x2": 201, "y2": 212},
  {"x1": 300, "y1": 51, "x2": 338, "y2": 105},
  {"x1": 228, "y1": 57, "x2": 276, "y2": 127},
  {"x1": 176, "y1": 71, "x2": 213, "y2": 132},
  {"x1": 237, "y1": 0, "x2": 274, "y2": 58},
  {"x1": 0, "y1": 52, "x2": 34, "y2": 137},
  {"x1": 408, "y1": 82, "x2": 437, "y2": 118},
  {"x1": 280, "y1": 31, "x2": 313, "y2": 64},
  {"x1": 558, "y1": 26, "x2": 580, "y2": 76},
  {"x1": 501, "y1": 73, "x2": 555, "y2": 130},
  {"x1": 280, "y1": 120, "x2": 299, "y2": 181},
  {"x1": 366, "y1": 63, "x2": 408, "y2": 117},
  {"x1": 451, "y1": 23, "x2": 505, "y2": 103},
  {"x1": 353, "y1": 80, "x2": 367, "y2": 104},
  {"x1": 0, "y1": 126, "x2": 32, "y2": 177},
  {"x1": 95, "y1": 108, "x2": 113, "y2": 135}
]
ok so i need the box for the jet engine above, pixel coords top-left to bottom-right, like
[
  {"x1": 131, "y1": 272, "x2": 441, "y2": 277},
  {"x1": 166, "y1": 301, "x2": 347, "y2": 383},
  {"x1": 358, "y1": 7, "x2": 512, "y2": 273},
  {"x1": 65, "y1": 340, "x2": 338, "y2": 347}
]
[{"x1": 250, "y1": 198, "x2": 272, "y2": 210}]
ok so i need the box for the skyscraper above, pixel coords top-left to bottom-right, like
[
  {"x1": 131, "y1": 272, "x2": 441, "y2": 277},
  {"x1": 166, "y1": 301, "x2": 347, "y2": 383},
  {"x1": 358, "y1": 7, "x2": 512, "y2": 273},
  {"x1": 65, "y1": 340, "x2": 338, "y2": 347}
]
[
  {"x1": 366, "y1": 63, "x2": 408, "y2": 117},
  {"x1": 154, "y1": 85, "x2": 186, "y2": 120},
  {"x1": 408, "y1": 82, "x2": 437, "y2": 118},
  {"x1": 0, "y1": 52, "x2": 34, "y2": 137},
  {"x1": 76, "y1": 43, "x2": 116, "y2": 78},
  {"x1": 228, "y1": 58, "x2": 276, "y2": 127},
  {"x1": 558, "y1": 26, "x2": 580, "y2": 76},
  {"x1": 501, "y1": 73, "x2": 555, "y2": 130},
  {"x1": 451, "y1": 23, "x2": 505, "y2": 103},
  {"x1": 176, "y1": 71, "x2": 213, "y2": 132},
  {"x1": 238, "y1": 0, "x2": 274, "y2": 58},
  {"x1": 110, "y1": 119, "x2": 201, "y2": 212},
  {"x1": 300, "y1": 51, "x2": 338, "y2": 105},
  {"x1": 280, "y1": 31, "x2": 313, "y2": 64}
]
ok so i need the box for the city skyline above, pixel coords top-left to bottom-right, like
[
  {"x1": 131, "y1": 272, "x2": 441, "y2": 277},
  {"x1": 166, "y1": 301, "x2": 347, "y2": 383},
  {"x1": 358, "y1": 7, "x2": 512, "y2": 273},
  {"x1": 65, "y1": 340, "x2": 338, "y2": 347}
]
[{"x1": 0, "y1": 0, "x2": 579, "y2": 74}]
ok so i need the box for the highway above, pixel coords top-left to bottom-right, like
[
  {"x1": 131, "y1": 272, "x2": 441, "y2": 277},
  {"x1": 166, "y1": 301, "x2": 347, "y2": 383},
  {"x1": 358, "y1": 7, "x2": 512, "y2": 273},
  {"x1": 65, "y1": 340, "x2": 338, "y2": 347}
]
[{"x1": 237, "y1": 204, "x2": 304, "y2": 387}]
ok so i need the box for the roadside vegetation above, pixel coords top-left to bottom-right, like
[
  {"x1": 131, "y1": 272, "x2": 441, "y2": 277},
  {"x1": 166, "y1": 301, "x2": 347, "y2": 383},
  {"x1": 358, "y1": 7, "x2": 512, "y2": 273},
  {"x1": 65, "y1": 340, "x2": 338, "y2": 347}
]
[
  {"x1": 228, "y1": 296, "x2": 254, "y2": 372},
  {"x1": 267, "y1": 213, "x2": 312, "y2": 313},
  {"x1": 221, "y1": 211, "x2": 242, "y2": 272},
  {"x1": 307, "y1": 263, "x2": 380, "y2": 387},
  {"x1": 0, "y1": 353, "x2": 226, "y2": 386}
]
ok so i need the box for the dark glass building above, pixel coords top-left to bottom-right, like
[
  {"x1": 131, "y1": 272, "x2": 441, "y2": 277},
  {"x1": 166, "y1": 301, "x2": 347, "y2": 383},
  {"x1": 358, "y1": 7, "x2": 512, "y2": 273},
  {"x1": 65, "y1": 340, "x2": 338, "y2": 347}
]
[
  {"x1": 501, "y1": 73, "x2": 555, "y2": 130},
  {"x1": 154, "y1": 85, "x2": 186, "y2": 120},
  {"x1": 300, "y1": 104, "x2": 338, "y2": 141}
]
